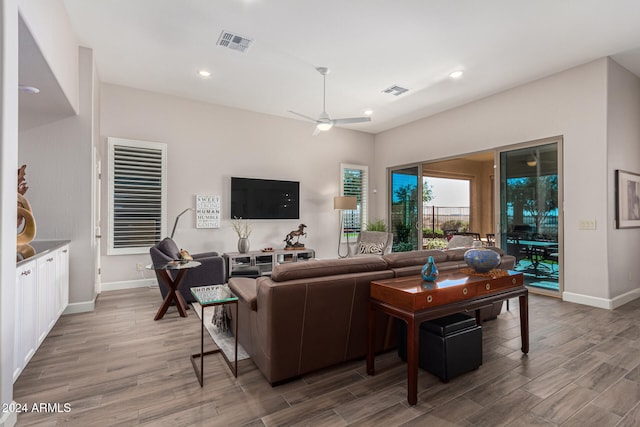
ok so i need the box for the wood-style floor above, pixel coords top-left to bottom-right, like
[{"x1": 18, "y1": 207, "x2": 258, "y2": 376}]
[{"x1": 13, "y1": 287, "x2": 640, "y2": 426}]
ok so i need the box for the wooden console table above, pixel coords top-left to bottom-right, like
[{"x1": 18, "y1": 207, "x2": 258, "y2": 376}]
[{"x1": 366, "y1": 270, "x2": 528, "y2": 406}]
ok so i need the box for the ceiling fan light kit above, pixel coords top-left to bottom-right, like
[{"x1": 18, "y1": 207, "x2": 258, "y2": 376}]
[{"x1": 289, "y1": 66, "x2": 371, "y2": 135}]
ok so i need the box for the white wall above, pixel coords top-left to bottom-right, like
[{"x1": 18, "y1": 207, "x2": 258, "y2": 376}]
[
  {"x1": 1, "y1": 0, "x2": 19, "y2": 424},
  {"x1": 18, "y1": 0, "x2": 78, "y2": 113},
  {"x1": 374, "y1": 59, "x2": 611, "y2": 304},
  {"x1": 19, "y1": 47, "x2": 96, "y2": 307},
  {"x1": 606, "y1": 59, "x2": 640, "y2": 300},
  {"x1": 99, "y1": 84, "x2": 375, "y2": 284}
]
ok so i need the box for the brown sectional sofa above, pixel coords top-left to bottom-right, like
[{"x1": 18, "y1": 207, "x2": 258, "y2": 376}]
[{"x1": 228, "y1": 247, "x2": 515, "y2": 385}]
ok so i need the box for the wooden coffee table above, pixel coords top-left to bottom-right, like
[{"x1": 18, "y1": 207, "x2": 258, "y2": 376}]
[{"x1": 366, "y1": 270, "x2": 528, "y2": 406}]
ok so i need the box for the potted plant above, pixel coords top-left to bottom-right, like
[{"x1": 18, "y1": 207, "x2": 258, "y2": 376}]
[
  {"x1": 366, "y1": 219, "x2": 387, "y2": 232},
  {"x1": 231, "y1": 217, "x2": 252, "y2": 253}
]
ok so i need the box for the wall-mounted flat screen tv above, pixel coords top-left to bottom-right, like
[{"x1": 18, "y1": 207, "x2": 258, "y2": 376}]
[{"x1": 231, "y1": 177, "x2": 300, "y2": 219}]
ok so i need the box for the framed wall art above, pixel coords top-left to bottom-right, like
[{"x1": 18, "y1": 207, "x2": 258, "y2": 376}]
[
  {"x1": 195, "y1": 195, "x2": 221, "y2": 229},
  {"x1": 615, "y1": 170, "x2": 640, "y2": 229}
]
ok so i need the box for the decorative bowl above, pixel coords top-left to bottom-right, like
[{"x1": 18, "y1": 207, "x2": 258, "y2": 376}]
[{"x1": 464, "y1": 248, "x2": 501, "y2": 273}]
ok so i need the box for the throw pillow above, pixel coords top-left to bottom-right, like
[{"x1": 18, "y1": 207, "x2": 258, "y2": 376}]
[
  {"x1": 447, "y1": 235, "x2": 474, "y2": 249},
  {"x1": 359, "y1": 242, "x2": 384, "y2": 255},
  {"x1": 179, "y1": 249, "x2": 193, "y2": 261}
]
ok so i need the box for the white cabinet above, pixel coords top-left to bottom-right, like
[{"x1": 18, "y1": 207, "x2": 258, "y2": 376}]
[
  {"x1": 37, "y1": 254, "x2": 56, "y2": 344},
  {"x1": 57, "y1": 246, "x2": 69, "y2": 316},
  {"x1": 14, "y1": 242, "x2": 70, "y2": 382},
  {"x1": 14, "y1": 262, "x2": 36, "y2": 382}
]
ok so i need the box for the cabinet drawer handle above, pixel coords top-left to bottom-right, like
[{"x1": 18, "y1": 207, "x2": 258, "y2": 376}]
[
  {"x1": 63, "y1": 249, "x2": 68, "y2": 253},
  {"x1": 47, "y1": 257, "x2": 54, "y2": 262},
  {"x1": 21, "y1": 269, "x2": 31, "y2": 276}
]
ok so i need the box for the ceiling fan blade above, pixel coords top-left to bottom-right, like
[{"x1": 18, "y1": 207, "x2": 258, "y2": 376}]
[
  {"x1": 312, "y1": 126, "x2": 321, "y2": 136},
  {"x1": 332, "y1": 117, "x2": 372, "y2": 125},
  {"x1": 288, "y1": 110, "x2": 319, "y2": 123}
]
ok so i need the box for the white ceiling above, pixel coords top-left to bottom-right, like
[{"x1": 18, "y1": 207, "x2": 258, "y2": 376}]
[{"x1": 21, "y1": 1, "x2": 640, "y2": 134}]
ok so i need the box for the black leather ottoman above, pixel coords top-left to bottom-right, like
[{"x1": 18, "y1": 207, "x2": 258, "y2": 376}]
[{"x1": 398, "y1": 313, "x2": 482, "y2": 382}]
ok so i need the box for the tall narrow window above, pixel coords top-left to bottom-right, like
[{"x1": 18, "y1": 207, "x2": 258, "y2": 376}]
[
  {"x1": 341, "y1": 163, "x2": 368, "y2": 234},
  {"x1": 107, "y1": 138, "x2": 167, "y2": 255}
]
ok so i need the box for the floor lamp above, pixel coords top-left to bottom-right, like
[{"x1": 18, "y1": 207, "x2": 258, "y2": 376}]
[
  {"x1": 170, "y1": 208, "x2": 194, "y2": 239},
  {"x1": 334, "y1": 196, "x2": 357, "y2": 258}
]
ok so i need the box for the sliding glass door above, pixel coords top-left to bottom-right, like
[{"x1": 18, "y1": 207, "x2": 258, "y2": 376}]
[
  {"x1": 389, "y1": 165, "x2": 421, "y2": 251},
  {"x1": 499, "y1": 139, "x2": 562, "y2": 295}
]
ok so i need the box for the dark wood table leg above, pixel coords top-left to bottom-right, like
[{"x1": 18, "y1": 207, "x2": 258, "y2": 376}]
[
  {"x1": 519, "y1": 291, "x2": 529, "y2": 354},
  {"x1": 366, "y1": 302, "x2": 376, "y2": 376},
  {"x1": 406, "y1": 316, "x2": 418, "y2": 406},
  {"x1": 154, "y1": 269, "x2": 189, "y2": 320}
]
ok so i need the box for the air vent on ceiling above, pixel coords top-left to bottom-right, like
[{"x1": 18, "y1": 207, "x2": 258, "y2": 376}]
[
  {"x1": 383, "y1": 85, "x2": 409, "y2": 96},
  {"x1": 217, "y1": 30, "x2": 252, "y2": 53}
]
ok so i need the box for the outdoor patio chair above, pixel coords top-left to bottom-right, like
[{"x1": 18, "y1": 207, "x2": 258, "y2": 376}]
[
  {"x1": 350, "y1": 231, "x2": 394, "y2": 256},
  {"x1": 486, "y1": 233, "x2": 495, "y2": 246}
]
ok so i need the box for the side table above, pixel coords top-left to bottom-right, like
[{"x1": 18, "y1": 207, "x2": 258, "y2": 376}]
[
  {"x1": 147, "y1": 260, "x2": 201, "y2": 321},
  {"x1": 190, "y1": 285, "x2": 239, "y2": 386}
]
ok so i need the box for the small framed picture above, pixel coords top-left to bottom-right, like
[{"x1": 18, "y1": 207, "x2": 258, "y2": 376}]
[{"x1": 616, "y1": 170, "x2": 640, "y2": 229}]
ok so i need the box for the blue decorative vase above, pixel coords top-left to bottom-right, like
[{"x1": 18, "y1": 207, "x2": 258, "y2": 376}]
[
  {"x1": 421, "y1": 256, "x2": 439, "y2": 281},
  {"x1": 464, "y1": 248, "x2": 501, "y2": 273}
]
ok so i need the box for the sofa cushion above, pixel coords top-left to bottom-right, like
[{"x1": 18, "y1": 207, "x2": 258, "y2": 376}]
[
  {"x1": 157, "y1": 237, "x2": 180, "y2": 259},
  {"x1": 446, "y1": 246, "x2": 505, "y2": 261},
  {"x1": 447, "y1": 235, "x2": 474, "y2": 249},
  {"x1": 271, "y1": 256, "x2": 388, "y2": 282},
  {"x1": 383, "y1": 249, "x2": 448, "y2": 269},
  {"x1": 445, "y1": 248, "x2": 468, "y2": 261}
]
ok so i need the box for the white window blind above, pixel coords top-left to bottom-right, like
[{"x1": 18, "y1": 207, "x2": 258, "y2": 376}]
[
  {"x1": 107, "y1": 138, "x2": 167, "y2": 255},
  {"x1": 340, "y1": 163, "x2": 368, "y2": 234}
]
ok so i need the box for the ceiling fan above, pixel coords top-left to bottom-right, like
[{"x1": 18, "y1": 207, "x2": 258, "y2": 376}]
[{"x1": 288, "y1": 67, "x2": 371, "y2": 135}]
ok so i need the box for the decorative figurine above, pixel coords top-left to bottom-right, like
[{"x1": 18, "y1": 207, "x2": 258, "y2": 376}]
[
  {"x1": 421, "y1": 255, "x2": 439, "y2": 281},
  {"x1": 284, "y1": 224, "x2": 307, "y2": 249},
  {"x1": 17, "y1": 164, "x2": 36, "y2": 246}
]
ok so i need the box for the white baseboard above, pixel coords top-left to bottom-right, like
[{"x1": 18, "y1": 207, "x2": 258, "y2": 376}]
[
  {"x1": 0, "y1": 402, "x2": 18, "y2": 427},
  {"x1": 562, "y1": 289, "x2": 640, "y2": 310},
  {"x1": 100, "y1": 278, "x2": 158, "y2": 292},
  {"x1": 60, "y1": 280, "x2": 158, "y2": 315},
  {"x1": 63, "y1": 298, "x2": 96, "y2": 315},
  {"x1": 610, "y1": 288, "x2": 640, "y2": 309}
]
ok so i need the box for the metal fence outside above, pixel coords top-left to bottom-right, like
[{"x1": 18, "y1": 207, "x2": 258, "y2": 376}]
[{"x1": 423, "y1": 205, "x2": 470, "y2": 235}]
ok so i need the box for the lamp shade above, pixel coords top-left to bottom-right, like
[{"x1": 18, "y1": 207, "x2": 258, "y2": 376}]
[{"x1": 334, "y1": 196, "x2": 357, "y2": 210}]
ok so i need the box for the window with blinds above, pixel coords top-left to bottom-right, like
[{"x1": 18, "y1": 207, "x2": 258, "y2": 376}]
[
  {"x1": 107, "y1": 138, "x2": 167, "y2": 255},
  {"x1": 340, "y1": 163, "x2": 368, "y2": 234}
]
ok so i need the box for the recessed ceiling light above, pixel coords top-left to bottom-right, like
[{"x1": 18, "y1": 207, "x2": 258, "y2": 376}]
[
  {"x1": 449, "y1": 70, "x2": 464, "y2": 79},
  {"x1": 198, "y1": 70, "x2": 211, "y2": 78},
  {"x1": 364, "y1": 110, "x2": 373, "y2": 116},
  {"x1": 18, "y1": 85, "x2": 40, "y2": 94}
]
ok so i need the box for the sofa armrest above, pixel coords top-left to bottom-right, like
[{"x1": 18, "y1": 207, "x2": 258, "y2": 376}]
[
  {"x1": 229, "y1": 277, "x2": 258, "y2": 311},
  {"x1": 193, "y1": 251, "x2": 219, "y2": 259}
]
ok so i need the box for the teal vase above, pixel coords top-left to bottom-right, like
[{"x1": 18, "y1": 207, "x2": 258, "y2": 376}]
[{"x1": 421, "y1": 256, "x2": 439, "y2": 281}]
